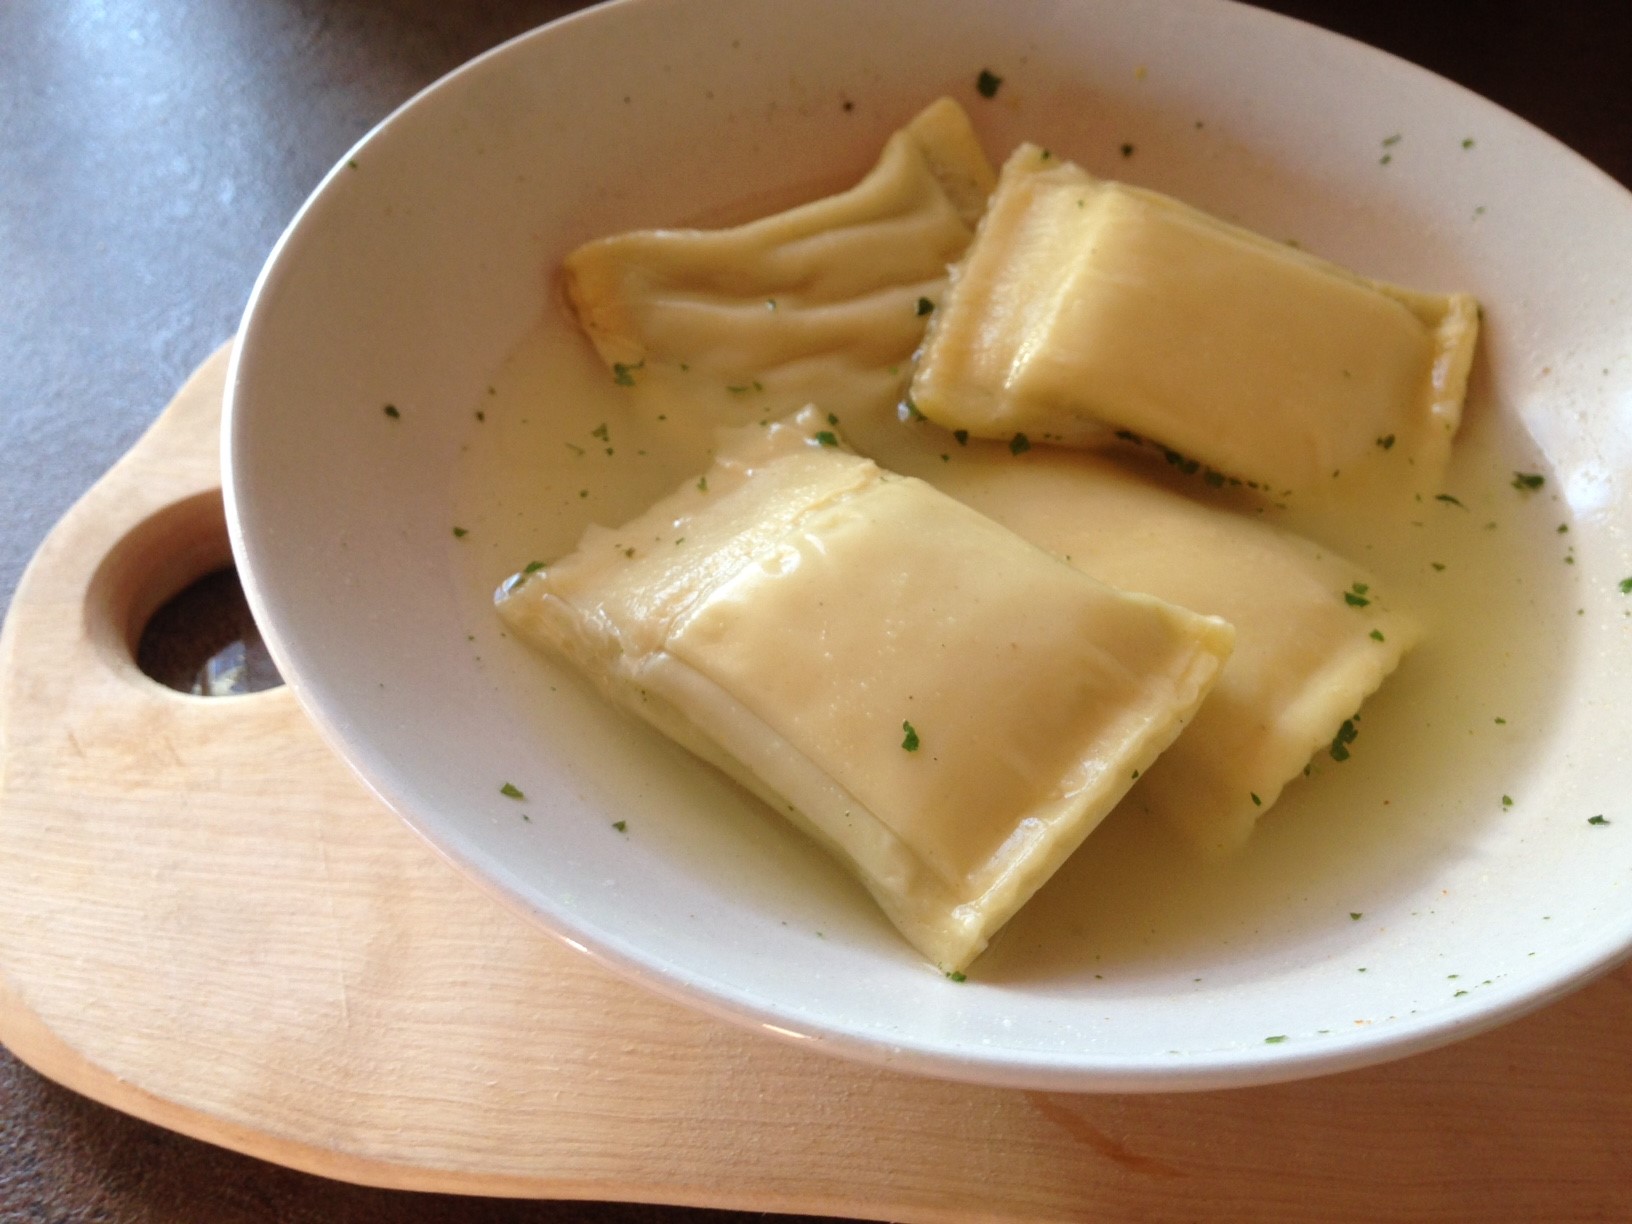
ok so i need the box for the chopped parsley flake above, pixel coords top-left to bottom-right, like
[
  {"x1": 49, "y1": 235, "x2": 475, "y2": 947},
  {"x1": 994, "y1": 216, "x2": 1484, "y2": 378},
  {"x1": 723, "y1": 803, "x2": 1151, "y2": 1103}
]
[
  {"x1": 591, "y1": 423, "x2": 610, "y2": 441},
  {"x1": 901, "y1": 720, "x2": 921, "y2": 752},
  {"x1": 1250, "y1": 792, "x2": 1262, "y2": 807},
  {"x1": 613, "y1": 820, "x2": 627, "y2": 832},
  {"x1": 1435, "y1": 493, "x2": 1466, "y2": 508},
  {"x1": 814, "y1": 430, "x2": 839, "y2": 447},
  {"x1": 383, "y1": 403, "x2": 400, "y2": 419},
  {"x1": 697, "y1": 476, "x2": 709, "y2": 493},
  {"x1": 1462, "y1": 138, "x2": 1475, "y2": 149},
  {"x1": 976, "y1": 69, "x2": 1003, "y2": 98},
  {"x1": 1619, "y1": 577, "x2": 1632, "y2": 595},
  {"x1": 916, "y1": 297, "x2": 935, "y2": 316},
  {"x1": 1343, "y1": 582, "x2": 1371, "y2": 608},
  {"x1": 953, "y1": 429, "x2": 969, "y2": 446},
  {"x1": 1510, "y1": 471, "x2": 1545, "y2": 491},
  {"x1": 523, "y1": 561, "x2": 546, "y2": 574},
  {"x1": 1376, "y1": 434, "x2": 1396, "y2": 450},
  {"x1": 945, "y1": 970, "x2": 967, "y2": 982},
  {"x1": 1370, "y1": 629, "x2": 1385, "y2": 642},
  {"x1": 1264, "y1": 1035, "x2": 1288, "y2": 1044},
  {"x1": 827, "y1": 412, "x2": 839, "y2": 425},
  {"x1": 1009, "y1": 432, "x2": 1032, "y2": 456},
  {"x1": 1501, "y1": 794, "x2": 1513, "y2": 808},
  {"x1": 1329, "y1": 718, "x2": 1359, "y2": 762},
  {"x1": 1382, "y1": 133, "x2": 1402, "y2": 147},
  {"x1": 499, "y1": 782, "x2": 525, "y2": 799},
  {"x1": 612, "y1": 360, "x2": 643, "y2": 386},
  {"x1": 452, "y1": 526, "x2": 468, "y2": 539},
  {"x1": 1120, "y1": 143, "x2": 1135, "y2": 158},
  {"x1": 1589, "y1": 815, "x2": 1610, "y2": 825},
  {"x1": 1350, "y1": 912, "x2": 1363, "y2": 921}
]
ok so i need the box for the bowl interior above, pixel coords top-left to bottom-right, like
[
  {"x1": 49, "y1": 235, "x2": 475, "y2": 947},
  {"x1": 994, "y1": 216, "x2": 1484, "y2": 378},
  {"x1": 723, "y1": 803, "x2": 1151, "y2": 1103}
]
[{"x1": 225, "y1": 0, "x2": 1632, "y2": 1090}]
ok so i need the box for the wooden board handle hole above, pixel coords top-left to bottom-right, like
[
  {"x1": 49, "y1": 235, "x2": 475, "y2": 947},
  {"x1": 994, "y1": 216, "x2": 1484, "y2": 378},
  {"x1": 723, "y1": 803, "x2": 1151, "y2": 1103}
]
[{"x1": 85, "y1": 490, "x2": 284, "y2": 696}]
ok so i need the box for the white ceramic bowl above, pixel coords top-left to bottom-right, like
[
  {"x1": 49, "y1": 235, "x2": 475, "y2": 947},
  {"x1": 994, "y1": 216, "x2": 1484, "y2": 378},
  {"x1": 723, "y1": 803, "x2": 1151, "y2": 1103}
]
[{"x1": 225, "y1": 0, "x2": 1632, "y2": 1090}]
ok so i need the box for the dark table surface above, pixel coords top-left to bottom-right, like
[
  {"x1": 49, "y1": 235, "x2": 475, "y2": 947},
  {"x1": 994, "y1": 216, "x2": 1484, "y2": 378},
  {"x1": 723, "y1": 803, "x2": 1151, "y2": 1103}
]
[{"x1": 3, "y1": 1, "x2": 1629, "y2": 1220}]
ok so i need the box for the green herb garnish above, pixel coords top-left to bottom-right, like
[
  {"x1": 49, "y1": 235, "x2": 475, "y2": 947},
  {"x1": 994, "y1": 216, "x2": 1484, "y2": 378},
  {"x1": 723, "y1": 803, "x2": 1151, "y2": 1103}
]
[
  {"x1": 1589, "y1": 815, "x2": 1610, "y2": 825},
  {"x1": 1376, "y1": 434, "x2": 1396, "y2": 450},
  {"x1": 1619, "y1": 577, "x2": 1632, "y2": 595},
  {"x1": 523, "y1": 561, "x2": 546, "y2": 575},
  {"x1": 945, "y1": 970, "x2": 967, "y2": 982},
  {"x1": 916, "y1": 297, "x2": 935, "y2": 316},
  {"x1": 383, "y1": 404, "x2": 400, "y2": 419},
  {"x1": 1264, "y1": 1035, "x2": 1288, "y2": 1044},
  {"x1": 1009, "y1": 432, "x2": 1031, "y2": 456},
  {"x1": 1343, "y1": 582, "x2": 1371, "y2": 608},
  {"x1": 953, "y1": 429, "x2": 969, "y2": 446},
  {"x1": 1250, "y1": 792, "x2": 1261, "y2": 807},
  {"x1": 901, "y1": 721, "x2": 920, "y2": 752},
  {"x1": 499, "y1": 782, "x2": 524, "y2": 800},
  {"x1": 814, "y1": 430, "x2": 839, "y2": 447},
  {"x1": 612, "y1": 360, "x2": 643, "y2": 387},
  {"x1": 1350, "y1": 912, "x2": 1362, "y2": 921},
  {"x1": 1435, "y1": 493, "x2": 1466, "y2": 509},
  {"x1": 613, "y1": 820, "x2": 628, "y2": 832},
  {"x1": 452, "y1": 527, "x2": 468, "y2": 539},
  {"x1": 976, "y1": 69, "x2": 1003, "y2": 98},
  {"x1": 1369, "y1": 629, "x2": 1385, "y2": 642},
  {"x1": 1329, "y1": 718, "x2": 1359, "y2": 762},
  {"x1": 1510, "y1": 471, "x2": 1545, "y2": 491}
]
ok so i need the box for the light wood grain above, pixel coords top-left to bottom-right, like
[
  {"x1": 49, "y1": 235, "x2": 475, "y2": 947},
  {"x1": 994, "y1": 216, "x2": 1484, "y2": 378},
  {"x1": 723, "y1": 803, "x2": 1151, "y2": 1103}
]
[{"x1": 0, "y1": 343, "x2": 1629, "y2": 1221}]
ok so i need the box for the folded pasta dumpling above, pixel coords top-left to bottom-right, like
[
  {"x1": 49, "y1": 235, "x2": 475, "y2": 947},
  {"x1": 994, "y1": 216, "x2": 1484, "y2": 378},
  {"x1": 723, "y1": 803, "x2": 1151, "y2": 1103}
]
[
  {"x1": 910, "y1": 145, "x2": 1480, "y2": 496},
  {"x1": 497, "y1": 414, "x2": 1233, "y2": 970},
  {"x1": 930, "y1": 447, "x2": 1420, "y2": 853},
  {"x1": 564, "y1": 97, "x2": 995, "y2": 391}
]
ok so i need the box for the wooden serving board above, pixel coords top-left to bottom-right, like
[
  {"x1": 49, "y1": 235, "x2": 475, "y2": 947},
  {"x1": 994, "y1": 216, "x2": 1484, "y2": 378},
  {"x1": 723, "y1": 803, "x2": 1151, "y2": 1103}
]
[{"x1": 1, "y1": 344, "x2": 1630, "y2": 1221}]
